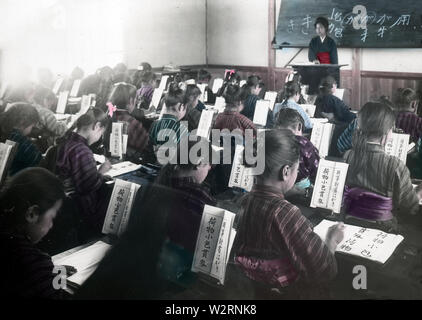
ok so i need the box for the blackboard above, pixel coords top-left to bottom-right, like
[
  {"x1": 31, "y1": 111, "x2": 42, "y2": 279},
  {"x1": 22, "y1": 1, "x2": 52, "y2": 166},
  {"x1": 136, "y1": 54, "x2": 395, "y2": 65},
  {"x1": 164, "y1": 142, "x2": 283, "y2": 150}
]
[{"x1": 275, "y1": 0, "x2": 422, "y2": 48}]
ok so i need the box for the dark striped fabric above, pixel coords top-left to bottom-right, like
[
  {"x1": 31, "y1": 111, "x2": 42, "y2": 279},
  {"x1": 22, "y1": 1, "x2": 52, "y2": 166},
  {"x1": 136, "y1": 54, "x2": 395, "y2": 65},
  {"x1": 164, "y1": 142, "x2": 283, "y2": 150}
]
[
  {"x1": 344, "y1": 143, "x2": 419, "y2": 216},
  {"x1": 149, "y1": 114, "x2": 189, "y2": 147},
  {"x1": 214, "y1": 111, "x2": 257, "y2": 135},
  {"x1": 136, "y1": 85, "x2": 154, "y2": 106},
  {"x1": 0, "y1": 233, "x2": 64, "y2": 299},
  {"x1": 8, "y1": 129, "x2": 42, "y2": 175},
  {"x1": 235, "y1": 184, "x2": 337, "y2": 287},
  {"x1": 337, "y1": 118, "x2": 357, "y2": 154},
  {"x1": 34, "y1": 105, "x2": 67, "y2": 137},
  {"x1": 115, "y1": 110, "x2": 149, "y2": 153},
  {"x1": 395, "y1": 111, "x2": 422, "y2": 142},
  {"x1": 56, "y1": 132, "x2": 106, "y2": 227}
]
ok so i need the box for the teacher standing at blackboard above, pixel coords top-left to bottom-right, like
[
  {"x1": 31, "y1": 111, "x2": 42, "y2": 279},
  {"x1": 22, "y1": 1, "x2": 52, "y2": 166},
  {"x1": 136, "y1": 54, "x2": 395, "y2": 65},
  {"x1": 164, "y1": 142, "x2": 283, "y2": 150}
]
[{"x1": 308, "y1": 17, "x2": 338, "y2": 65}]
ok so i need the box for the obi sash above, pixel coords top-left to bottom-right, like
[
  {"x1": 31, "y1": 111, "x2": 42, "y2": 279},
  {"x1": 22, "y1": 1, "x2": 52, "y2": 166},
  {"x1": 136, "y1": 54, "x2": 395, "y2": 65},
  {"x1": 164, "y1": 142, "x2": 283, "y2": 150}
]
[
  {"x1": 235, "y1": 256, "x2": 298, "y2": 288},
  {"x1": 317, "y1": 52, "x2": 331, "y2": 64},
  {"x1": 343, "y1": 186, "x2": 393, "y2": 221}
]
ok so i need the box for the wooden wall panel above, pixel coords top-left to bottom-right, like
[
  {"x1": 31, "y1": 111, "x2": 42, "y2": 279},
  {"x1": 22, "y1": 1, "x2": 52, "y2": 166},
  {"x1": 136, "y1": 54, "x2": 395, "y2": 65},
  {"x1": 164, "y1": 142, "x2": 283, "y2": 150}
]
[{"x1": 181, "y1": 64, "x2": 422, "y2": 110}]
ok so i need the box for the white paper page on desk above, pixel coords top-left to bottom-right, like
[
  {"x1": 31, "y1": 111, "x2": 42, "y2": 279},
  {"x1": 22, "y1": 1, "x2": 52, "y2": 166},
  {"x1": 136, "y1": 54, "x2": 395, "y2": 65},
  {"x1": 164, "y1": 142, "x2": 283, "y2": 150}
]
[
  {"x1": 52, "y1": 78, "x2": 64, "y2": 95},
  {"x1": 264, "y1": 91, "x2": 278, "y2": 111},
  {"x1": 149, "y1": 88, "x2": 164, "y2": 109},
  {"x1": 212, "y1": 78, "x2": 224, "y2": 94},
  {"x1": 186, "y1": 79, "x2": 196, "y2": 85},
  {"x1": 385, "y1": 133, "x2": 410, "y2": 164},
  {"x1": 107, "y1": 161, "x2": 142, "y2": 178},
  {"x1": 253, "y1": 100, "x2": 270, "y2": 126},
  {"x1": 313, "y1": 220, "x2": 404, "y2": 264},
  {"x1": 158, "y1": 75, "x2": 169, "y2": 91},
  {"x1": 56, "y1": 91, "x2": 69, "y2": 114},
  {"x1": 70, "y1": 79, "x2": 81, "y2": 97},
  {"x1": 52, "y1": 241, "x2": 111, "y2": 287},
  {"x1": 333, "y1": 88, "x2": 345, "y2": 100},
  {"x1": 301, "y1": 104, "x2": 316, "y2": 118},
  {"x1": 310, "y1": 159, "x2": 348, "y2": 213},
  {"x1": 197, "y1": 109, "x2": 215, "y2": 139}
]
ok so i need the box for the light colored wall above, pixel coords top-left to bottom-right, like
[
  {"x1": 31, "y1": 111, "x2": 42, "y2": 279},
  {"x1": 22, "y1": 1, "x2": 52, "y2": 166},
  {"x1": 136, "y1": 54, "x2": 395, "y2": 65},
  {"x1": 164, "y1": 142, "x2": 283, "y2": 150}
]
[
  {"x1": 0, "y1": 0, "x2": 206, "y2": 83},
  {"x1": 206, "y1": 0, "x2": 268, "y2": 67}
]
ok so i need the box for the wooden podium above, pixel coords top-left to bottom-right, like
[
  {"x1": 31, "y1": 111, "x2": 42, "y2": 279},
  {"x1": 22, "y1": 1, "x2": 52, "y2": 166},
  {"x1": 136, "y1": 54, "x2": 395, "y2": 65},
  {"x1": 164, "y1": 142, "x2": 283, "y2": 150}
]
[{"x1": 289, "y1": 64, "x2": 348, "y2": 95}]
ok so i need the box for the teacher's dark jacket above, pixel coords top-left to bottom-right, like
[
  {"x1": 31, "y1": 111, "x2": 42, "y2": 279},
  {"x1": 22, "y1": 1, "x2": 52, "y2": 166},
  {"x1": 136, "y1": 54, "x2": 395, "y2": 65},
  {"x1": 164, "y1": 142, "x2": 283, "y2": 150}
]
[{"x1": 308, "y1": 36, "x2": 338, "y2": 64}]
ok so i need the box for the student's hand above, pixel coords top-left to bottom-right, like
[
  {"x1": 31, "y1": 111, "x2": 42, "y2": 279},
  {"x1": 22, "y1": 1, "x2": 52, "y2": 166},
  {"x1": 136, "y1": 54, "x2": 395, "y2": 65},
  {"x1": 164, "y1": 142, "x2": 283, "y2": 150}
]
[
  {"x1": 98, "y1": 160, "x2": 112, "y2": 174},
  {"x1": 313, "y1": 60, "x2": 320, "y2": 64},
  {"x1": 62, "y1": 265, "x2": 77, "y2": 277},
  {"x1": 325, "y1": 223, "x2": 345, "y2": 252}
]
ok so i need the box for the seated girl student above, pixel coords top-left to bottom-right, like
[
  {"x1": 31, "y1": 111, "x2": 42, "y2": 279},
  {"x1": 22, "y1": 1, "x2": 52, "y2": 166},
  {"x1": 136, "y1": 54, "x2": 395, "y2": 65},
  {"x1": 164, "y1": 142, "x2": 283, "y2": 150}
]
[
  {"x1": 315, "y1": 76, "x2": 356, "y2": 124},
  {"x1": 273, "y1": 81, "x2": 313, "y2": 131},
  {"x1": 213, "y1": 84, "x2": 256, "y2": 135},
  {"x1": 107, "y1": 82, "x2": 150, "y2": 157},
  {"x1": 240, "y1": 75, "x2": 274, "y2": 128},
  {"x1": 394, "y1": 88, "x2": 422, "y2": 142},
  {"x1": 55, "y1": 108, "x2": 112, "y2": 234},
  {"x1": 135, "y1": 71, "x2": 156, "y2": 110},
  {"x1": 275, "y1": 108, "x2": 320, "y2": 192},
  {"x1": 149, "y1": 83, "x2": 188, "y2": 153},
  {"x1": 0, "y1": 103, "x2": 42, "y2": 175},
  {"x1": 337, "y1": 96, "x2": 393, "y2": 154},
  {"x1": 155, "y1": 138, "x2": 216, "y2": 284},
  {"x1": 343, "y1": 102, "x2": 422, "y2": 232},
  {"x1": 233, "y1": 130, "x2": 343, "y2": 296},
  {"x1": 182, "y1": 84, "x2": 203, "y2": 132},
  {"x1": 0, "y1": 168, "x2": 67, "y2": 299}
]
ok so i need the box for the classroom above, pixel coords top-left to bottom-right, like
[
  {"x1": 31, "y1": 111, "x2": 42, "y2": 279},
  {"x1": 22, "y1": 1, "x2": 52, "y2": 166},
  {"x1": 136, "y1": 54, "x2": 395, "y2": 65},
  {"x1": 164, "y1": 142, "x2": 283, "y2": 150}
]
[{"x1": 0, "y1": 0, "x2": 422, "y2": 302}]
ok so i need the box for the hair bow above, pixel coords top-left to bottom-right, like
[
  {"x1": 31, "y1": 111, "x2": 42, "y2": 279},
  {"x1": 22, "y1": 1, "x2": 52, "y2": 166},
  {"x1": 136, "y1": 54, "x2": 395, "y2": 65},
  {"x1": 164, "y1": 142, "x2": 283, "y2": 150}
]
[{"x1": 106, "y1": 102, "x2": 117, "y2": 117}]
